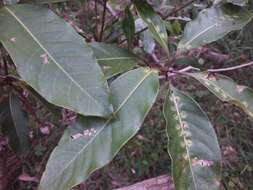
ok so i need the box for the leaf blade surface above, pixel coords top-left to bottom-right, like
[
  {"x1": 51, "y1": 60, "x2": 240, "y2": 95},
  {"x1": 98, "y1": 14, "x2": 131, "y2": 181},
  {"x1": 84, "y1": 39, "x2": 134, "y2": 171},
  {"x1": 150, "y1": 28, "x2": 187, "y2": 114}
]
[
  {"x1": 39, "y1": 68, "x2": 159, "y2": 190},
  {"x1": 0, "y1": 4, "x2": 112, "y2": 117},
  {"x1": 178, "y1": 4, "x2": 253, "y2": 51},
  {"x1": 163, "y1": 87, "x2": 221, "y2": 190}
]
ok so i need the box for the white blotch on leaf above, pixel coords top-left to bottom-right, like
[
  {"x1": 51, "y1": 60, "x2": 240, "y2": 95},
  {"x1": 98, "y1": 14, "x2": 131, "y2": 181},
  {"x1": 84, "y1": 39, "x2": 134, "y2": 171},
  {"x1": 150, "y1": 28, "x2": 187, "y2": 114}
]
[
  {"x1": 40, "y1": 53, "x2": 49, "y2": 65},
  {"x1": 83, "y1": 128, "x2": 97, "y2": 137},
  {"x1": 103, "y1": 66, "x2": 112, "y2": 70},
  {"x1": 236, "y1": 85, "x2": 246, "y2": 93},
  {"x1": 71, "y1": 133, "x2": 83, "y2": 140},
  {"x1": 10, "y1": 37, "x2": 16, "y2": 43},
  {"x1": 208, "y1": 75, "x2": 217, "y2": 81},
  {"x1": 182, "y1": 122, "x2": 189, "y2": 129},
  {"x1": 192, "y1": 159, "x2": 214, "y2": 167}
]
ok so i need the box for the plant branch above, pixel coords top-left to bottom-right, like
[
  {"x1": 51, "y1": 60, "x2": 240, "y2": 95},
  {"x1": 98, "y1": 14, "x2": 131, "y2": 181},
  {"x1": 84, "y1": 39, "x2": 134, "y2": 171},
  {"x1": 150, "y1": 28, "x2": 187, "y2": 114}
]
[
  {"x1": 13, "y1": 86, "x2": 43, "y2": 125},
  {"x1": 99, "y1": 0, "x2": 107, "y2": 41},
  {"x1": 95, "y1": 0, "x2": 99, "y2": 41},
  {"x1": 0, "y1": 74, "x2": 43, "y2": 125},
  {"x1": 162, "y1": 0, "x2": 197, "y2": 20},
  {"x1": 208, "y1": 62, "x2": 253, "y2": 73},
  {"x1": 119, "y1": 0, "x2": 196, "y2": 44},
  {"x1": 178, "y1": 66, "x2": 200, "y2": 73},
  {"x1": 3, "y1": 57, "x2": 8, "y2": 75}
]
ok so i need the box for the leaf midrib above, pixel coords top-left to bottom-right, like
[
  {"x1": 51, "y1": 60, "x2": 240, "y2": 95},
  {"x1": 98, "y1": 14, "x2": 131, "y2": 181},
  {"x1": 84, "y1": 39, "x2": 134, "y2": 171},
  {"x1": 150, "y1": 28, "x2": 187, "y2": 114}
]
[
  {"x1": 182, "y1": 23, "x2": 219, "y2": 49},
  {"x1": 172, "y1": 92, "x2": 198, "y2": 190},
  {"x1": 193, "y1": 74, "x2": 235, "y2": 102},
  {"x1": 41, "y1": 69, "x2": 154, "y2": 189},
  {"x1": 196, "y1": 75, "x2": 253, "y2": 116},
  {"x1": 149, "y1": 21, "x2": 168, "y2": 51},
  {"x1": 5, "y1": 7, "x2": 103, "y2": 110}
]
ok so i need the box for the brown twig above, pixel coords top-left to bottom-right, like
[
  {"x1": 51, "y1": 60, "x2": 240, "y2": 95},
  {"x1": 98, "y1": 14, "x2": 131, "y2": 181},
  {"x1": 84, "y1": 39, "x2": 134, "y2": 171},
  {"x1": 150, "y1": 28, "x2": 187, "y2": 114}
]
[
  {"x1": 0, "y1": 75, "x2": 43, "y2": 125},
  {"x1": 12, "y1": 85, "x2": 43, "y2": 125},
  {"x1": 162, "y1": 0, "x2": 197, "y2": 20},
  {"x1": 95, "y1": 0, "x2": 99, "y2": 41},
  {"x1": 99, "y1": 0, "x2": 107, "y2": 41},
  {"x1": 3, "y1": 58, "x2": 8, "y2": 75},
  {"x1": 118, "y1": 0, "x2": 197, "y2": 44}
]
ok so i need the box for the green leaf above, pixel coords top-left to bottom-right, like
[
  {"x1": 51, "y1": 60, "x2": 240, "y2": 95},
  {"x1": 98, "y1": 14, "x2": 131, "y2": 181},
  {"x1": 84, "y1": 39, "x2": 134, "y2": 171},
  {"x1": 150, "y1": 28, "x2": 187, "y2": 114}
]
[
  {"x1": 190, "y1": 72, "x2": 253, "y2": 118},
  {"x1": 213, "y1": 0, "x2": 248, "y2": 6},
  {"x1": 122, "y1": 6, "x2": 135, "y2": 47},
  {"x1": 178, "y1": 4, "x2": 253, "y2": 52},
  {"x1": 135, "y1": 18, "x2": 156, "y2": 54},
  {"x1": 0, "y1": 94, "x2": 29, "y2": 154},
  {"x1": 165, "y1": 20, "x2": 182, "y2": 36},
  {"x1": 39, "y1": 68, "x2": 159, "y2": 190},
  {"x1": 163, "y1": 87, "x2": 221, "y2": 190},
  {"x1": 90, "y1": 42, "x2": 138, "y2": 78},
  {"x1": 0, "y1": 5, "x2": 113, "y2": 117},
  {"x1": 132, "y1": 0, "x2": 169, "y2": 55}
]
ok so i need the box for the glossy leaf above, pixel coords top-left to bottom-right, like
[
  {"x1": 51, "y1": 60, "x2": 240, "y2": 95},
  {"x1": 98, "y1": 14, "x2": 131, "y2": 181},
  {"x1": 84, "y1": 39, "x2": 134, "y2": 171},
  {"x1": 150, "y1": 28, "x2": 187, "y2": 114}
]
[
  {"x1": 132, "y1": 0, "x2": 169, "y2": 54},
  {"x1": 190, "y1": 72, "x2": 253, "y2": 118},
  {"x1": 135, "y1": 18, "x2": 156, "y2": 54},
  {"x1": 178, "y1": 4, "x2": 253, "y2": 52},
  {"x1": 0, "y1": 5, "x2": 112, "y2": 117},
  {"x1": 39, "y1": 68, "x2": 159, "y2": 190},
  {"x1": 90, "y1": 42, "x2": 138, "y2": 78},
  {"x1": 122, "y1": 6, "x2": 135, "y2": 47},
  {"x1": 163, "y1": 87, "x2": 221, "y2": 190},
  {"x1": 213, "y1": 0, "x2": 248, "y2": 6},
  {"x1": 0, "y1": 94, "x2": 29, "y2": 154}
]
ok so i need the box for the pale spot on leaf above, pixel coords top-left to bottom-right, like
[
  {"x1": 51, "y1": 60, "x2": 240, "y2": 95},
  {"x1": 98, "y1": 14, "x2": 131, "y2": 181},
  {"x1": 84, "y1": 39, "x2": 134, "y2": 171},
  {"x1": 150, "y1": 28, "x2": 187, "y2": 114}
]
[
  {"x1": 83, "y1": 128, "x2": 97, "y2": 137},
  {"x1": 10, "y1": 37, "x2": 16, "y2": 43},
  {"x1": 192, "y1": 159, "x2": 214, "y2": 167},
  {"x1": 103, "y1": 66, "x2": 112, "y2": 70},
  {"x1": 236, "y1": 85, "x2": 246, "y2": 93},
  {"x1": 40, "y1": 53, "x2": 49, "y2": 64},
  {"x1": 206, "y1": 74, "x2": 217, "y2": 81},
  {"x1": 71, "y1": 133, "x2": 83, "y2": 140},
  {"x1": 182, "y1": 122, "x2": 189, "y2": 129}
]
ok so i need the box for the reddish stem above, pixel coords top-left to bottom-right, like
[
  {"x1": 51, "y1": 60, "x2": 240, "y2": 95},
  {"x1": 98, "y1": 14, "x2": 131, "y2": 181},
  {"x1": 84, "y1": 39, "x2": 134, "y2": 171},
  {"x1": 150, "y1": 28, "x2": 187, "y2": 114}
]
[{"x1": 208, "y1": 62, "x2": 253, "y2": 73}]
